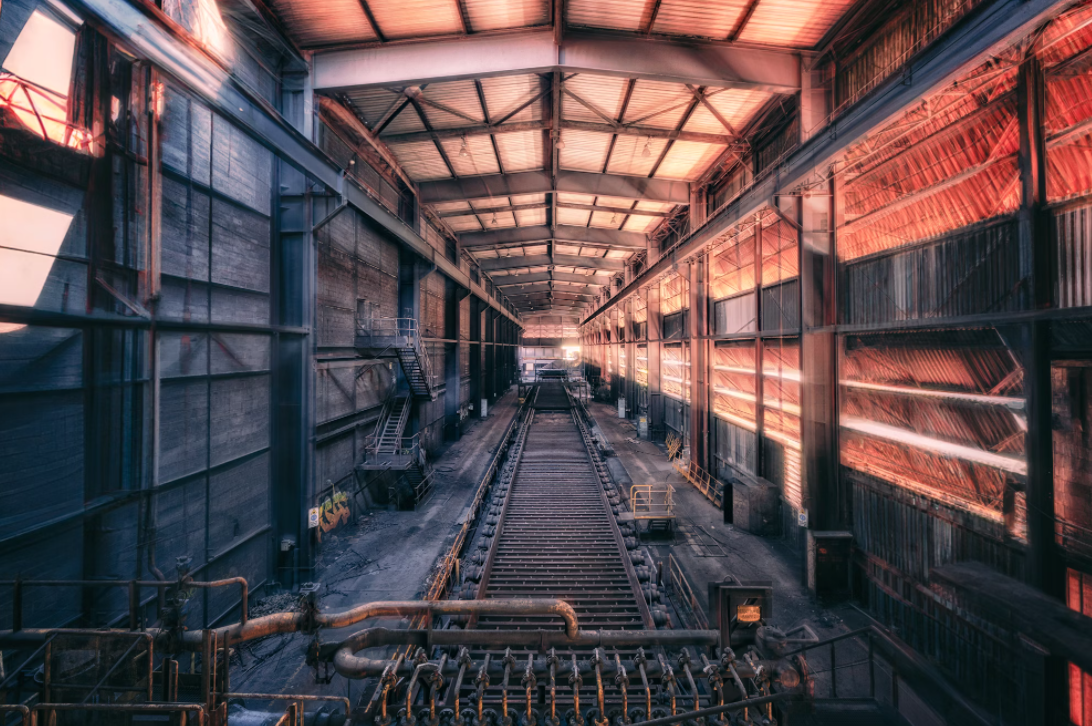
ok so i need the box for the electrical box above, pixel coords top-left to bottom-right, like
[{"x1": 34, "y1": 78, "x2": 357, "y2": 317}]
[
  {"x1": 709, "y1": 579, "x2": 773, "y2": 647},
  {"x1": 807, "y1": 531, "x2": 854, "y2": 601}
]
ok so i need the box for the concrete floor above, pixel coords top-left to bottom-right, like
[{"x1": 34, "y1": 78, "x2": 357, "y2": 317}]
[
  {"x1": 231, "y1": 388, "x2": 521, "y2": 705},
  {"x1": 231, "y1": 390, "x2": 903, "y2": 722}
]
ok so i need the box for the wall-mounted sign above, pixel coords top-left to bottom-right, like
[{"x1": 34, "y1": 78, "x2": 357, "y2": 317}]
[{"x1": 308, "y1": 508, "x2": 320, "y2": 529}]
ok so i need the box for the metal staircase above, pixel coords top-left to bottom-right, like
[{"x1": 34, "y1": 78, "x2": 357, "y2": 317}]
[
  {"x1": 356, "y1": 316, "x2": 436, "y2": 400},
  {"x1": 396, "y1": 344, "x2": 434, "y2": 399},
  {"x1": 375, "y1": 396, "x2": 410, "y2": 454}
]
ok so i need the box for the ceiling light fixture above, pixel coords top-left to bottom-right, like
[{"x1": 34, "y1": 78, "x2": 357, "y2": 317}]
[
  {"x1": 641, "y1": 136, "x2": 652, "y2": 158},
  {"x1": 491, "y1": 213, "x2": 498, "y2": 225},
  {"x1": 610, "y1": 213, "x2": 617, "y2": 225},
  {"x1": 459, "y1": 134, "x2": 470, "y2": 157}
]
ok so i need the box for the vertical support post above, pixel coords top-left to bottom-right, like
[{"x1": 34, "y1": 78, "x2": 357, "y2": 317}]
[
  {"x1": 1018, "y1": 55, "x2": 1058, "y2": 591},
  {"x1": 469, "y1": 298, "x2": 482, "y2": 417},
  {"x1": 800, "y1": 181, "x2": 837, "y2": 530},
  {"x1": 753, "y1": 219, "x2": 765, "y2": 479},
  {"x1": 1018, "y1": 55, "x2": 1065, "y2": 726},
  {"x1": 273, "y1": 157, "x2": 313, "y2": 588},
  {"x1": 648, "y1": 284, "x2": 663, "y2": 439},
  {"x1": 689, "y1": 255, "x2": 708, "y2": 470},
  {"x1": 447, "y1": 288, "x2": 469, "y2": 440}
]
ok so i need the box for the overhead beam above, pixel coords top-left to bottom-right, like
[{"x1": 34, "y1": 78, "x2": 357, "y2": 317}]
[
  {"x1": 478, "y1": 254, "x2": 626, "y2": 271},
  {"x1": 460, "y1": 225, "x2": 647, "y2": 249},
  {"x1": 313, "y1": 29, "x2": 800, "y2": 94},
  {"x1": 381, "y1": 120, "x2": 549, "y2": 144},
  {"x1": 380, "y1": 119, "x2": 732, "y2": 145},
  {"x1": 558, "y1": 202, "x2": 670, "y2": 217},
  {"x1": 419, "y1": 170, "x2": 691, "y2": 204},
  {"x1": 500, "y1": 283, "x2": 601, "y2": 295},
  {"x1": 561, "y1": 120, "x2": 733, "y2": 145},
  {"x1": 439, "y1": 202, "x2": 550, "y2": 218},
  {"x1": 582, "y1": 0, "x2": 1064, "y2": 326},
  {"x1": 493, "y1": 271, "x2": 612, "y2": 286}
]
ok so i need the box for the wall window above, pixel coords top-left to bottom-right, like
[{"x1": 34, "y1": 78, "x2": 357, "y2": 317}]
[{"x1": 0, "y1": 8, "x2": 87, "y2": 149}]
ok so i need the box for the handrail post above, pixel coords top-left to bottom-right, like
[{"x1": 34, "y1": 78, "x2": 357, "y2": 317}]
[{"x1": 868, "y1": 633, "x2": 875, "y2": 699}]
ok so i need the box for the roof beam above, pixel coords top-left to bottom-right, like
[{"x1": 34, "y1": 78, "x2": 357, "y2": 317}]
[
  {"x1": 561, "y1": 120, "x2": 733, "y2": 145},
  {"x1": 379, "y1": 119, "x2": 732, "y2": 145},
  {"x1": 381, "y1": 121, "x2": 549, "y2": 144},
  {"x1": 479, "y1": 254, "x2": 625, "y2": 271},
  {"x1": 460, "y1": 225, "x2": 647, "y2": 248},
  {"x1": 500, "y1": 283, "x2": 601, "y2": 295},
  {"x1": 419, "y1": 170, "x2": 691, "y2": 204},
  {"x1": 439, "y1": 202, "x2": 550, "y2": 218},
  {"x1": 493, "y1": 271, "x2": 612, "y2": 285},
  {"x1": 558, "y1": 202, "x2": 669, "y2": 217},
  {"x1": 313, "y1": 29, "x2": 800, "y2": 94}
]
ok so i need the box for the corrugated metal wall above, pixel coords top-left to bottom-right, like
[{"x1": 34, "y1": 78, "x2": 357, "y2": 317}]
[{"x1": 843, "y1": 219, "x2": 1025, "y2": 326}]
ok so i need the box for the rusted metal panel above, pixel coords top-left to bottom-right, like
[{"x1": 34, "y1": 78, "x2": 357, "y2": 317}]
[
  {"x1": 760, "y1": 279, "x2": 799, "y2": 331},
  {"x1": 842, "y1": 219, "x2": 1025, "y2": 326}
]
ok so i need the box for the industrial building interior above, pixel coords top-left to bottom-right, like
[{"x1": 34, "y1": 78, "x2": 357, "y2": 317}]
[{"x1": 5, "y1": 0, "x2": 1092, "y2": 723}]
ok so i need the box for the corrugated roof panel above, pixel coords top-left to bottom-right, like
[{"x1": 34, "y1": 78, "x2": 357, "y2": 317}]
[
  {"x1": 607, "y1": 134, "x2": 667, "y2": 176},
  {"x1": 554, "y1": 243, "x2": 582, "y2": 255},
  {"x1": 557, "y1": 207, "x2": 592, "y2": 226},
  {"x1": 737, "y1": 0, "x2": 855, "y2": 48},
  {"x1": 684, "y1": 88, "x2": 773, "y2": 134},
  {"x1": 649, "y1": 0, "x2": 750, "y2": 39},
  {"x1": 469, "y1": 197, "x2": 513, "y2": 209},
  {"x1": 495, "y1": 130, "x2": 544, "y2": 172},
  {"x1": 366, "y1": 0, "x2": 463, "y2": 39},
  {"x1": 510, "y1": 193, "x2": 546, "y2": 205},
  {"x1": 387, "y1": 140, "x2": 452, "y2": 180},
  {"x1": 480, "y1": 74, "x2": 545, "y2": 124},
  {"x1": 634, "y1": 200, "x2": 674, "y2": 212},
  {"x1": 440, "y1": 135, "x2": 501, "y2": 176},
  {"x1": 558, "y1": 193, "x2": 596, "y2": 205},
  {"x1": 655, "y1": 140, "x2": 721, "y2": 180},
  {"x1": 345, "y1": 88, "x2": 416, "y2": 131},
  {"x1": 578, "y1": 247, "x2": 607, "y2": 257},
  {"x1": 589, "y1": 210, "x2": 621, "y2": 228},
  {"x1": 515, "y1": 207, "x2": 548, "y2": 226},
  {"x1": 563, "y1": 75, "x2": 629, "y2": 123},
  {"x1": 567, "y1": 0, "x2": 647, "y2": 32},
  {"x1": 606, "y1": 249, "x2": 631, "y2": 258},
  {"x1": 377, "y1": 99, "x2": 426, "y2": 135},
  {"x1": 559, "y1": 128, "x2": 611, "y2": 171},
  {"x1": 624, "y1": 80, "x2": 692, "y2": 129},
  {"x1": 595, "y1": 196, "x2": 637, "y2": 209},
  {"x1": 419, "y1": 81, "x2": 486, "y2": 129},
  {"x1": 433, "y1": 201, "x2": 472, "y2": 214},
  {"x1": 269, "y1": 0, "x2": 377, "y2": 47},
  {"x1": 463, "y1": 0, "x2": 550, "y2": 31},
  {"x1": 446, "y1": 215, "x2": 483, "y2": 232},
  {"x1": 523, "y1": 243, "x2": 549, "y2": 255},
  {"x1": 479, "y1": 210, "x2": 518, "y2": 227},
  {"x1": 623, "y1": 214, "x2": 659, "y2": 232}
]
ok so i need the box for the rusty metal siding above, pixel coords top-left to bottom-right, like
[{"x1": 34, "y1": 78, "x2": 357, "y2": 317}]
[
  {"x1": 842, "y1": 219, "x2": 1024, "y2": 326},
  {"x1": 712, "y1": 293, "x2": 757, "y2": 335},
  {"x1": 713, "y1": 416, "x2": 756, "y2": 478},
  {"x1": 850, "y1": 470, "x2": 1024, "y2": 584},
  {"x1": 760, "y1": 279, "x2": 800, "y2": 331},
  {"x1": 834, "y1": 0, "x2": 991, "y2": 112},
  {"x1": 1054, "y1": 202, "x2": 1092, "y2": 308},
  {"x1": 663, "y1": 309, "x2": 688, "y2": 340}
]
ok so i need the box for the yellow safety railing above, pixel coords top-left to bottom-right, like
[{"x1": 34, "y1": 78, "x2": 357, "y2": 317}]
[
  {"x1": 630, "y1": 484, "x2": 676, "y2": 521},
  {"x1": 667, "y1": 554, "x2": 708, "y2": 630},
  {"x1": 672, "y1": 459, "x2": 724, "y2": 509}
]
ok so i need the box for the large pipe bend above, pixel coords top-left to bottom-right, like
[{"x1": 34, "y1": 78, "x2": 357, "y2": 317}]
[{"x1": 188, "y1": 598, "x2": 580, "y2": 648}]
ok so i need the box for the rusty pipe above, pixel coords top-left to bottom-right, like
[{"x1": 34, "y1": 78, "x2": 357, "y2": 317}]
[
  {"x1": 0, "y1": 705, "x2": 33, "y2": 726},
  {"x1": 184, "y1": 577, "x2": 248, "y2": 624},
  {"x1": 212, "y1": 597, "x2": 579, "y2": 646}
]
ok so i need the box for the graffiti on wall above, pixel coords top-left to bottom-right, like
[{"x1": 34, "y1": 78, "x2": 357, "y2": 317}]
[{"x1": 313, "y1": 486, "x2": 351, "y2": 542}]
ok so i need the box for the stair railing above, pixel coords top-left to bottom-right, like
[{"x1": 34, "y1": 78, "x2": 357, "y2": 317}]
[{"x1": 364, "y1": 393, "x2": 396, "y2": 461}]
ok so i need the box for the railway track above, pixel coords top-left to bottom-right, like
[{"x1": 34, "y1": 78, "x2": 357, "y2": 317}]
[{"x1": 474, "y1": 382, "x2": 652, "y2": 631}]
